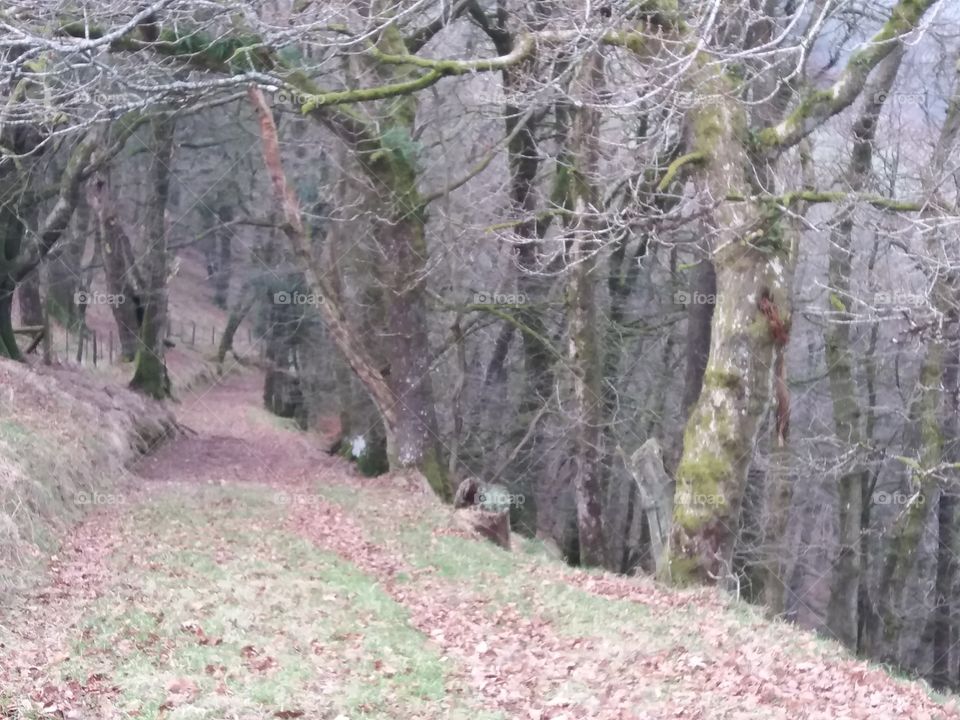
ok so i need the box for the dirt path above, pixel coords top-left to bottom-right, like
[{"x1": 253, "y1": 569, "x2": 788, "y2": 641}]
[{"x1": 2, "y1": 371, "x2": 958, "y2": 720}]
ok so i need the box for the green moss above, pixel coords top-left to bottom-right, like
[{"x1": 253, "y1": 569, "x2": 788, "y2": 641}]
[
  {"x1": 129, "y1": 348, "x2": 169, "y2": 399},
  {"x1": 630, "y1": 0, "x2": 684, "y2": 31},
  {"x1": 676, "y1": 451, "x2": 729, "y2": 497},
  {"x1": 691, "y1": 106, "x2": 725, "y2": 155},
  {"x1": 664, "y1": 554, "x2": 702, "y2": 586},
  {"x1": 703, "y1": 369, "x2": 740, "y2": 390},
  {"x1": 674, "y1": 451, "x2": 731, "y2": 530},
  {"x1": 756, "y1": 89, "x2": 833, "y2": 150},
  {"x1": 154, "y1": 28, "x2": 272, "y2": 72},
  {"x1": 656, "y1": 151, "x2": 707, "y2": 192},
  {"x1": 356, "y1": 438, "x2": 389, "y2": 477},
  {"x1": 419, "y1": 446, "x2": 450, "y2": 502},
  {"x1": 829, "y1": 293, "x2": 847, "y2": 313}
]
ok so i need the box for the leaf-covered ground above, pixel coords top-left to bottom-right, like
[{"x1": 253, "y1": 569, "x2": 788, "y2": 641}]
[{"x1": 2, "y1": 372, "x2": 958, "y2": 719}]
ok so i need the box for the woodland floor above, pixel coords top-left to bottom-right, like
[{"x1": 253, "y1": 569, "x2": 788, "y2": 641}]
[{"x1": 2, "y1": 371, "x2": 959, "y2": 720}]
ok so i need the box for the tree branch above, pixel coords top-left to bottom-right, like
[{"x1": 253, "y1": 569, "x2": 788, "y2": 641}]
[{"x1": 755, "y1": 0, "x2": 941, "y2": 152}]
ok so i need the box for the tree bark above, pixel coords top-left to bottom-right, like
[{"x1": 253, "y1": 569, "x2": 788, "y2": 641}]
[
  {"x1": 870, "y1": 55, "x2": 960, "y2": 661},
  {"x1": 0, "y1": 204, "x2": 27, "y2": 360},
  {"x1": 217, "y1": 280, "x2": 256, "y2": 365},
  {"x1": 90, "y1": 169, "x2": 142, "y2": 361},
  {"x1": 824, "y1": 48, "x2": 904, "y2": 648},
  {"x1": 17, "y1": 269, "x2": 43, "y2": 328},
  {"x1": 46, "y1": 193, "x2": 89, "y2": 327},
  {"x1": 212, "y1": 204, "x2": 232, "y2": 309},
  {"x1": 562, "y1": 46, "x2": 607, "y2": 567},
  {"x1": 130, "y1": 114, "x2": 176, "y2": 399},
  {"x1": 681, "y1": 257, "x2": 717, "y2": 417},
  {"x1": 248, "y1": 83, "x2": 450, "y2": 499},
  {"x1": 665, "y1": 0, "x2": 936, "y2": 586}
]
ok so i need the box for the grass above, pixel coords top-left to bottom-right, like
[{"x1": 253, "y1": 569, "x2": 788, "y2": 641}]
[
  {"x1": 42, "y1": 485, "x2": 499, "y2": 720},
  {"x1": 314, "y1": 483, "x2": 708, "y2": 656},
  {"x1": 4, "y1": 396, "x2": 955, "y2": 719}
]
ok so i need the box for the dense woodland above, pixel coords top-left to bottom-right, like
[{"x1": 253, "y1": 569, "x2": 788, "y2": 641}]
[{"x1": 5, "y1": 0, "x2": 960, "y2": 695}]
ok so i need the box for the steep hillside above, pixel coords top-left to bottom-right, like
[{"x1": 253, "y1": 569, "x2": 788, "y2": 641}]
[
  {"x1": 1, "y1": 371, "x2": 956, "y2": 720},
  {"x1": 0, "y1": 359, "x2": 177, "y2": 591}
]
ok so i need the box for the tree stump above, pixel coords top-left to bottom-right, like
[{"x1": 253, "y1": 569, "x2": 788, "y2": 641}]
[
  {"x1": 454, "y1": 508, "x2": 511, "y2": 550},
  {"x1": 453, "y1": 478, "x2": 511, "y2": 550}
]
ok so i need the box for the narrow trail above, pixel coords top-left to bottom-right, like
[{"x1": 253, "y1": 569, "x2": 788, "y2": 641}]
[{"x1": 1, "y1": 371, "x2": 958, "y2": 720}]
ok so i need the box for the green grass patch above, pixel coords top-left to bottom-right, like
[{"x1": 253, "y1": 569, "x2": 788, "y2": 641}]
[
  {"x1": 52, "y1": 485, "x2": 495, "y2": 720},
  {"x1": 315, "y1": 483, "x2": 703, "y2": 655}
]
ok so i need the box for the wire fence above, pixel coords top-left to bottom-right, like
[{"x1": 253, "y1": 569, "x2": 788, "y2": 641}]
[{"x1": 62, "y1": 319, "x2": 258, "y2": 366}]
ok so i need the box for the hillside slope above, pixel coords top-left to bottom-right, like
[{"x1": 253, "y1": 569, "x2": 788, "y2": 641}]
[
  {"x1": 1, "y1": 371, "x2": 957, "y2": 720},
  {"x1": 0, "y1": 359, "x2": 176, "y2": 591}
]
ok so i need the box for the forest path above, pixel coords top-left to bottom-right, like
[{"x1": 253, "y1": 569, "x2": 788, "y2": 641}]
[{"x1": 1, "y1": 370, "x2": 958, "y2": 720}]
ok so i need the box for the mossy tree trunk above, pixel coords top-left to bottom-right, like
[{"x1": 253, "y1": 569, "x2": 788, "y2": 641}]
[
  {"x1": 350, "y1": 19, "x2": 448, "y2": 498},
  {"x1": 249, "y1": 76, "x2": 450, "y2": 499},
  {"x1": 872, "y1": 342, "x2": 943, "y2": 661},
  {"x1": 665, "y1": 0, "x2": 937, "y2": 586},
  {"x1": 46, "y1": 193, "x2": 89, "y2": 327},
  {"x1": 869, "y1": 61, "x2": 960, "y2": 661},
  {"x1": 563, "y1": 47, "x2": 607, "y2": 567},
  {"x1": 130, "y1": 115, "x2": 176, "y2": 399},
  {"x1": 824, "y1": 48, "x2": 903, "y2": 648}
]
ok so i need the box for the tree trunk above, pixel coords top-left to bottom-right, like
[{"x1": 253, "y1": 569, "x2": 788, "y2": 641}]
[
  {"x1": 0, "y1": 204, "x2": 26, "y2": 360},
  {"x1": 669, "y1": 232, "x2": 800, "y2": 587},
  {"x1": 46, "y1": 194, "x2": 89, "y2": 326},
  {"x1": 130, "y1": 115, "x2": 175, "y2": 398},
  {"x1": 212, "y1": 205, "x2": 232, "y2": 309},
  {"x1": 374, "y1": 207, "x2": 447, "y2": 493},
  {"x1": 562, "y1": 47, "x2": 607, "y2": 567},
  {"x1": 680, "y1": 256, "x2": 717, "y2": 417},
  {"x1": 873, "y1": 343, "x2": 942, "y2": 661},
  {"x1": 870, "y1": 58, "x2": 960, "y2": 660},
  {"x1": 932, "y1": 326, "x2": 960, "y2": 689},
  {"x1": 663, "y1": 0, "x2": 936, "y2": 588},
  {"x1": 248, "y1": 84, "x2": 450, "y2": 499},
  {"x1": 91, "y1": 170, "x2": 142, "y2": 361},
  {"x1": 217, "y1": 280, "x2": 256, "y2": 364},
  {"x1": 17, "y1": 268, "x2": 43, "y2": 328},
  {"x1": 762, "y1": 355, "x2": 794, "y2": 614},
  {"x1": 932, "y1": 486, "x2": 957, "y2": 689},
  {"x1": 825, "y1": 48, "x2": 904, "y2": 648}
]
